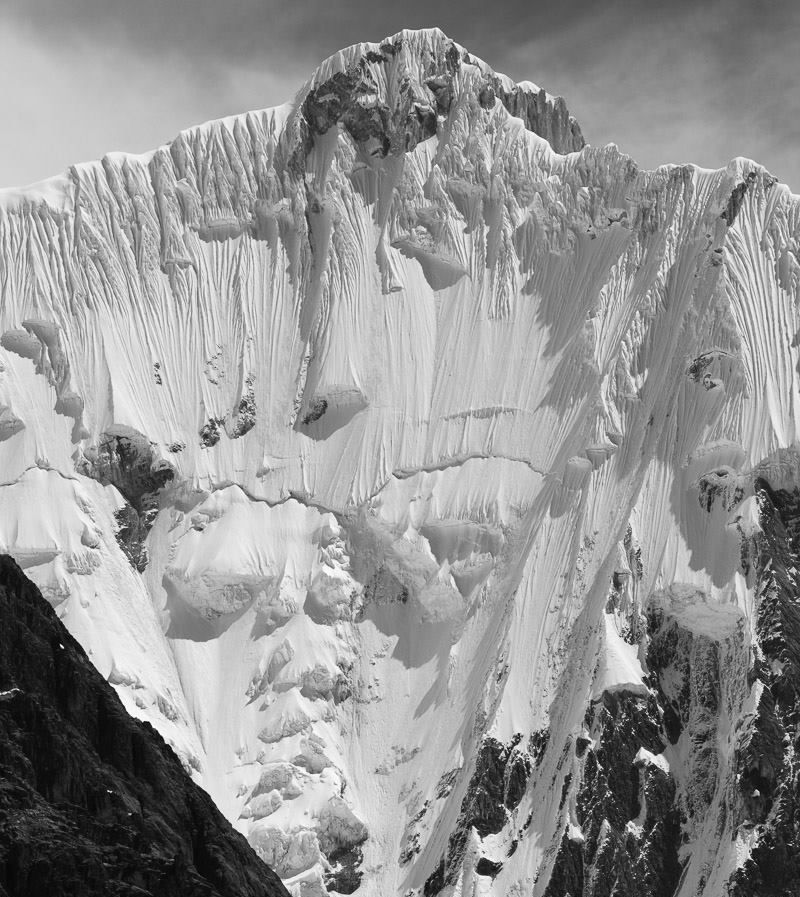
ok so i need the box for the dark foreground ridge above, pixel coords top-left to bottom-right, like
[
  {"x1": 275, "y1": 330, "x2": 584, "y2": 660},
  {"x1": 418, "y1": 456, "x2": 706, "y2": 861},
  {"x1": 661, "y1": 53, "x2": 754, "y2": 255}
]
[{"x1": 0, "y1": 555, "x2": 289, "y2": 897}]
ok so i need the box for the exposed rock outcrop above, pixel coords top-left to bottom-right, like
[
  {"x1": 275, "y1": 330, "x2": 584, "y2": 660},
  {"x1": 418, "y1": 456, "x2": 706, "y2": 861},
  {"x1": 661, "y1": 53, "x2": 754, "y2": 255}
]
[
  {"x1": 729, "y1": 481, "x2": 800, "y2": 896},
  {"x1": 77, "y1": 430, "x2": 174, "y2": 572},
  {"x1": 0, "y1": 555, "x2": 288, "y2": 897}
]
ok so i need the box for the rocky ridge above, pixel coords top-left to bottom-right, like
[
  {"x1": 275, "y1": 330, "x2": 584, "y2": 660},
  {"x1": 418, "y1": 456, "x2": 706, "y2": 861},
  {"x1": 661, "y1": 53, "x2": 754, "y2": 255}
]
[{"x1": 0, "y1": 554, "x2": 289, "y2": 897}]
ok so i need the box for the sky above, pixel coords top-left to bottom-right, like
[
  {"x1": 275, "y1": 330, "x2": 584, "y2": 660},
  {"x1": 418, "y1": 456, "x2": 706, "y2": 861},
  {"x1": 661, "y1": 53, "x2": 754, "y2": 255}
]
[{"x1": 1, "y1": 0, "x2": 799, "y2": 189}]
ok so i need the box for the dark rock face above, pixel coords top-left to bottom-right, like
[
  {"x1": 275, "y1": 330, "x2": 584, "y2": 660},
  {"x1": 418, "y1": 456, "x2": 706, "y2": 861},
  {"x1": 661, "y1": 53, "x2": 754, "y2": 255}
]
[
  {"x1": 200, "y1": 418, "x2": 225, "y2": 448},
  {"x1": 436, "y1": 733, "x2": 537, "y2": 888},
  {"x1": 542, "y1": 478, "x2": 800, "y2": 897},
  {"x1": 229, "y1": 374, "x2": 257, "y2": 438},
  {"x1": 324, "y1": 844, "x2": 363, "y2": 895},
  {"x1": 77, "y1": 431, "x2": 174, "y2": 571},
  {"x1": 721, "y1": 171, "x2": 758, "y2": 226},
  {"x1": 728, "y1": 481, "x2": 800, "y2": 896},
  {"x1": 489, "y1": 79, "x2": 585, "y2": 155},
  {"x1": 646, "y1": 607, "x2": 728, "y2": 835},
  {"x1": 299, "y1": 52, "x2": 442, "y2": 165},
  {"x1": 542, "y1": 585, "x2": 750, "y2": 897},
  {"x1": 0, "y1": 555, "x2": 289, "y2": 897},
  {"x1": 297, "y1": 37, "x2": 585, "y2": 169},
  {"x1": 545, "y1": 691, "x2": 681, "y2": 897},
  {"x1": 302, "y1": 397, "x2": 328, "y2": 426},
  {"x1": 461, "y1": 735, "x2": 532, "y2": 839}
]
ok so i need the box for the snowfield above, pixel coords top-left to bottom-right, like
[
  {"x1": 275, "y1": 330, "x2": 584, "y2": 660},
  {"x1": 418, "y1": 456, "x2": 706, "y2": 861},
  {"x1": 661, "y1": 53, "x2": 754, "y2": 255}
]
[{"x1": 1, "y1": 26, "x2": 799, "y2": 897}]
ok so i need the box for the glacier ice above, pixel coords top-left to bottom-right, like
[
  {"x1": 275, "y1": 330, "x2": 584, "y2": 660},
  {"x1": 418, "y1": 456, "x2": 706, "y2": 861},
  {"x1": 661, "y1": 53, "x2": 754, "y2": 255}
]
[{"x1": 2, "y1": 25, "x2": 800, "y2": 897}]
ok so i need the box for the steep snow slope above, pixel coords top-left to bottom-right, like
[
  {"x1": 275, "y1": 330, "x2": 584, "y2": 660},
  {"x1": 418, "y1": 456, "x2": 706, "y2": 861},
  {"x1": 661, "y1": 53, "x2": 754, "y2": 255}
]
[{"x1": 1, "y1": 26, "x2": 799, "y2": 897}]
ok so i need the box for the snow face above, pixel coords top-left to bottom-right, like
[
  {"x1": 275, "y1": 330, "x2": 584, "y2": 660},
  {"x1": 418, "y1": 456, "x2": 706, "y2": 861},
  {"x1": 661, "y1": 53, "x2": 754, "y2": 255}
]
[
  {"x1": 1, "y1": 26, "x2": 798, "y2": 897},
  {"x1": 591, "y1": 613, "x2": 648, "y2": 699}
]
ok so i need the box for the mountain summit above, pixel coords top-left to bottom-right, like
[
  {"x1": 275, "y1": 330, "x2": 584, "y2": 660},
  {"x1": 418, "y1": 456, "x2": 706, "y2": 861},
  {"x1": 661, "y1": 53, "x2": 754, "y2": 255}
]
[{"x1": 0, "y1": 28, "x2": 798, "y2": 897}]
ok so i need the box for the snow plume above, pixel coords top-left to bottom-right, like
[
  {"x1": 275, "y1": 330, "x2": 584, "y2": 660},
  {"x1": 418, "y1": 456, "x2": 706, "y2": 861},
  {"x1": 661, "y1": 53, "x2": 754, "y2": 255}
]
[{"x1": 1, "y1": 27, "x2": 799, "y2": 897}]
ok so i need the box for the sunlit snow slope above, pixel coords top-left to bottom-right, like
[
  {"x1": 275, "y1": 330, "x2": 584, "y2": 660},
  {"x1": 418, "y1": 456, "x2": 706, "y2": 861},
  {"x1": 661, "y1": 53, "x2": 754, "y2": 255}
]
[{"x1": 2, "y1": 27, "x2": 800, "y2": 897}]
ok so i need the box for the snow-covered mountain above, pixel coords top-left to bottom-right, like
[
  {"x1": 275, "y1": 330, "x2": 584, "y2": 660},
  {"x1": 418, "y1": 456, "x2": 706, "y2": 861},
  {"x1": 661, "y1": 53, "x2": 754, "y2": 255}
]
[{"x1": 1, "y1": 27, "x2": 799, "y2": 896}]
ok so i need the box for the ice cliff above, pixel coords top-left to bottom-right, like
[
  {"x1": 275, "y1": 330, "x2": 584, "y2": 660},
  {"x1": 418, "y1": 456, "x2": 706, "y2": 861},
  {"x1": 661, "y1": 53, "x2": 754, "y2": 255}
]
[{"x1": 1, "y1": 26, "x2": 799, "y2": 897}]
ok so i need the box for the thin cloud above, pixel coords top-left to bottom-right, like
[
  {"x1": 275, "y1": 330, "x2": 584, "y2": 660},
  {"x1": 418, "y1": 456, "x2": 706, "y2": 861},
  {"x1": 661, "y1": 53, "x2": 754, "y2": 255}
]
[{"x1": 1, "y1": 0, "x2": 708, "y2": 74}]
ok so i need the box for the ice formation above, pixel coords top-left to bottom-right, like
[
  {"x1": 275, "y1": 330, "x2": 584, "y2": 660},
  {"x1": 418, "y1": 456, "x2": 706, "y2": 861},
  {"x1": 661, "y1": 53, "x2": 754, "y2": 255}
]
[{"x1": 2, "y1": 26, "x2": 800, "y2": 896}]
